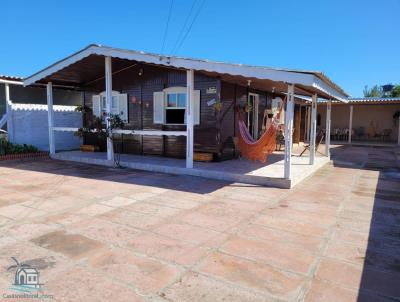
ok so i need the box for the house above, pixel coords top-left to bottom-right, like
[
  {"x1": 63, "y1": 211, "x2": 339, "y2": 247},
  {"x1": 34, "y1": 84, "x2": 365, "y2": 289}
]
[
  {"x1": 14, "y1": 267, "x2": 40, "y2": 288},
  {"x1": 0, "y1": 75, "x2": 82, "y2": 150},
  {"x1": 317, "y1": 97, "x2": 400, "y2": 144},
  {"x1": 22, "y1": 44, "x2": 349, "y2": 187}
]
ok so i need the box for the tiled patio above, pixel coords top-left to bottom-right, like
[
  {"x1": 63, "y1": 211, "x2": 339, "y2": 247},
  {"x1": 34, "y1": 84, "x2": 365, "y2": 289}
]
[
  {"x1": 0, "y1": 145, "x2": 399, "y2": 301},
  {"x1": 52, "y1": 145, "x2": 330, "y2": 188}
]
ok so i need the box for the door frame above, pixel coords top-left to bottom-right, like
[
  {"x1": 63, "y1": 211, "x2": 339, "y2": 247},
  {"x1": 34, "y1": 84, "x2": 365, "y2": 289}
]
[{"x1": 248, "y1": 93, "x2": 259, "y2": 139}]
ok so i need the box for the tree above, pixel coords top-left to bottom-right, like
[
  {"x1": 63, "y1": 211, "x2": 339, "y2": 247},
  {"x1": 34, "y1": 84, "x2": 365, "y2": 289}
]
[
  {"x1": 363, "y1": 85, "x2": 383, "y2": 97},
  {"x1": 390, "y1": 85, "x2": 400, "y2": 97}
]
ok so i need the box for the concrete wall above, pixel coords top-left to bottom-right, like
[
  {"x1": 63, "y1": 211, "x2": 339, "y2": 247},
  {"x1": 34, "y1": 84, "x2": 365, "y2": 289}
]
[
  {"x1": 10, "y1": 106, "x2": 82, "y2": 151},
  {"x1": 318, "y1": 103, "x2": 400, "y2": 142}
]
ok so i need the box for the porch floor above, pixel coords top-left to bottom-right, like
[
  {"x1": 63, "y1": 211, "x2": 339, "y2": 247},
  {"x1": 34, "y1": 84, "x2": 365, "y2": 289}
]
[{"x1": 52, "y1": 145, "x2": 330, "y2": 188}]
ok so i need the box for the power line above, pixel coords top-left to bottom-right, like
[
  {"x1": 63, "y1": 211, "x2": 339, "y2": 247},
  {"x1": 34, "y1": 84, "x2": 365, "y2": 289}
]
[
  {"x1": 160, "y1": 0, "x2": 174, "y2": 55},
  {"x1": 170, "y1": 0, "x2": 198, "y2": 55},
  {"x1": 173, "y1": 0, "x2": 206, "y2": 56}
]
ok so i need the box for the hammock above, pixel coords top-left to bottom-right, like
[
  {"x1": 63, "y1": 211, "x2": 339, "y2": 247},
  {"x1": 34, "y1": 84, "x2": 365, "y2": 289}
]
[{"x1": 237, "y1": 97, "x2": 285, "y2": 163}]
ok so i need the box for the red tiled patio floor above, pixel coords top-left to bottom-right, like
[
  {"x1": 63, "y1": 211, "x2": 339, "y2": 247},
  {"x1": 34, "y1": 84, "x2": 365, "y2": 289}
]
[{"x1": 0, "y1": 145, "x2": 399, "y2": 301}]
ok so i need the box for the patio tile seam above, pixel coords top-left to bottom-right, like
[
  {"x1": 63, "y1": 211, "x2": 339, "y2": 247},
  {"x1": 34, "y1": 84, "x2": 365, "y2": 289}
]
[{"x1": 295, "y1": 163, "x2": 364, "y2": 302}]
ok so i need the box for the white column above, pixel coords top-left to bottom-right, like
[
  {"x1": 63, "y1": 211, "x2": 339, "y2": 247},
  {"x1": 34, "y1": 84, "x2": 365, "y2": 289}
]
[
  {"x1": 397, "y1": 115, "x2": 400, "y2": 145},
  {"x1": 325, "y1": 100, "x2": 332, "y2": 157},
  {"x1": 105, "y1": 56, "x2": 114, "y2": 161},
  {"x1": 309, "y1": 94, "x2": 317, "y2": 165},
  {"x1": 284, "y1": 84, "x2": 295, "y2": 180},
  {"x1": 46, "y1": 82, "x2": 55, "y2": 155},
  {"x1": 5, "y1": 84, "x2": 14, "y2": 143},
  {"x1": 306, "y1": 105, "x2": 311, "y2": 142},
  {"x1": 186, "y1": 69, "x2": 194, "y2": 168},
  {"x1": 348, "y1": 105, "x2": 353, "y2": 143}
]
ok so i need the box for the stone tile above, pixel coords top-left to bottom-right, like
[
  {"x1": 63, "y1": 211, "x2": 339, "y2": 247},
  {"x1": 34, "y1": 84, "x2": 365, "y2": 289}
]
[
  {"x1": 45, "y1": 266, "x2": 145, "y2": 302},
  {"x1": 305, "y1": 279, "x2": 359, "y2": 302},
  {"x1": 0, "y1": 204, "x2": 48, "y2": 220},
  {"x1": 31, "y1": 230, "x2": 104, "y2": 259},
  {"x1": 76, "y1": 203, "x2": 115, "y2": 216},
  {"x1": 87, "y1": 246, "x2": 183, "y2": 293},
  {"x1": 196, "y1": 252, "x2": 304, "y2": 300},
  {"x1": 176, "y1": 211, "x2": 242, "y2": 232},
  {"x1": 151, "y1": 222, "x2": 222, "y2": 245},
  {"x1": 124, "y1": 201, "x2": 183, "y2": 218},
  {"x1": 162, "y1": 271, "x2": 270, "y2": 302},
  {"x1": 101, "y1": 196, "x2": 138, "y2": 207},
  {"x1": 70, "y1": 217, "x2": 141, "y2": 247},
  {"x1": 254, "y1": 214, "x2": 328, "y2": 237},
  {"x1": 221, "y1": 235, "x2": 316, "y2": 274},
  {"x1": 100, "y1": 208, "x2": 165, "y2": 230},
  {"x1": 126, "y1": 231, "x2": 208, "y2": 266},
  {"x1": 239, "y1": 224, "x2": 322, "y2": 252}
]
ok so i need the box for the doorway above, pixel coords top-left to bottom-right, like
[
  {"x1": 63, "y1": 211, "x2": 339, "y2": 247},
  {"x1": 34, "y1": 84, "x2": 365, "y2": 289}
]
[{"x1": 247, "y1": 93, "x2": 259, "y2": 139}]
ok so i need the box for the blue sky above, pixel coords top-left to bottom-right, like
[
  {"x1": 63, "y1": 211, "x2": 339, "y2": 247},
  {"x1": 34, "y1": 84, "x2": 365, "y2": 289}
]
[{"x1": 2, "y1": 0, "x2": 399, "y2": 96}]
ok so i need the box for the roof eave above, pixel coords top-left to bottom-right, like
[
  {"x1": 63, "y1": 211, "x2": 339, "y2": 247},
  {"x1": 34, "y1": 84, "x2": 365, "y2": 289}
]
[{"x1": 23, "y1": 45, "x2": 348, "y2": 102}]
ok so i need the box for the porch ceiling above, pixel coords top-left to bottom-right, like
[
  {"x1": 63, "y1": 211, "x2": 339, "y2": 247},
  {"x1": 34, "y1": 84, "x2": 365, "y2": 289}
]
[{"x1": 24, "y1": 44, "x2": 349, "y2": 101}]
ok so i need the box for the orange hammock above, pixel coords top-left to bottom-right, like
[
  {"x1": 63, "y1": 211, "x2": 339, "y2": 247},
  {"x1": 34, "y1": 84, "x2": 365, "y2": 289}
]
[{"x1": 237, "y1": 97, "x2": 285, "y2": 163}]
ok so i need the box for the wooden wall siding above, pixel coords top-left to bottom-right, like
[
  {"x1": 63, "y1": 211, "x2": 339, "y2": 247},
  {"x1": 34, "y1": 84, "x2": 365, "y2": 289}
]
[
  {"x1": 293, "y1": 104, "x2": 301, "y2": 144},
  {"x1": 83, "y1": 64, "x2": 219, "y2": 158},
  {"x1": 220, "y1": 81, "x2": 272, "y2": 144}
]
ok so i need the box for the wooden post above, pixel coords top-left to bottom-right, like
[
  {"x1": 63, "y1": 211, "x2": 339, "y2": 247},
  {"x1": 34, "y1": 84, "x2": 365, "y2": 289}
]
[
  {"x1": 4, "y1": 83, "x2": 14, "y2": 143},
  {"x1": 325, "y1": 100, "x2": 332, "y2": 157},
  {"x1": 46, "y1": 82, "x2": 55, "y2": 155},
  {"x1": 284, "y1": 84, "x2": 295, "y2": 179},
  {"x1": 309, "y1": 94, "x2": 317, "y2": 165},
  {"x1": 348, "y1": 105, "x2": 353, "y2": 143},
  {"x1": 186, "y1": 69, "x2": 194, "y2": 169},
  {"x1": 306, "y1": 105, "x2": 311, "y2": 143},
  {"x1": 105, "y1": 56, "x2": 114, "y2": 161}
]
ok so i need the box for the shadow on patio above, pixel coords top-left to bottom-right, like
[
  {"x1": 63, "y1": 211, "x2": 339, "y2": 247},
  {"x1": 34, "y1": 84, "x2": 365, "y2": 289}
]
[{"x1": 330, "y1": 145, "x2": 400, "y2": 301}]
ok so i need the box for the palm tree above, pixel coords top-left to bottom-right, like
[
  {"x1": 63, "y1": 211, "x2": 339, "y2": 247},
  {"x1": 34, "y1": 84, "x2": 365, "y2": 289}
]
[{"x1": 7, "y1": 257, "x2": 31, "y2": 285}]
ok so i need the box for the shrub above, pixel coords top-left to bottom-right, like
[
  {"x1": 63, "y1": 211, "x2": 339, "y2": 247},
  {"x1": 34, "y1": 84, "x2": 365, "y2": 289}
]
[{"x1": 0, "y1": 138, "x2": 38, "y2": 155}]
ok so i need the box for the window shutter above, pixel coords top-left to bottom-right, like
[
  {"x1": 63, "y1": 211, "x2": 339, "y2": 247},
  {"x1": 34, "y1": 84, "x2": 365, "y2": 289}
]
[
  {"x1": 153, "y1": 92, "x2": 165, "y2": 124},
  {"x1": 118, "y1": 94, "x2": 128, "y2": 122},
  {"x1": 193, "y1": 90, "x2": 201, "y2": 125},
  {"x1": 92, "y1": 95, "x2": 101, "y2": 117}
]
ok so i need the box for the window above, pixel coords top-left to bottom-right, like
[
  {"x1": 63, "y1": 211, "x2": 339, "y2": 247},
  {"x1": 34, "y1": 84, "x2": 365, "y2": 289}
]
[
  {"x1": 28, "y1": 276, "x2": 31, "y2": 282},
  {"x1": 153, "y1": 87, "x2": 200, "y2": 125},
  {"x1": 92, "y1": 91, "x2": 128, "y2": 122},
  {"x1": 101, "y1": 95, "x2": 118, "y2": 116},
  {"x1": 165, "y1": 92, "x2": 186, "y2": 125}
]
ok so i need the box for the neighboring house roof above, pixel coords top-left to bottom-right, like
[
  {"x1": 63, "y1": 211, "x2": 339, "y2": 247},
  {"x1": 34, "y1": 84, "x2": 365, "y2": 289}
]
[
  {"x1": 347, "y1": 97, "x2": 400, "y2": 104},
  {"x1": 23, "y1": 44, "x2": 349, "y2": 102}
]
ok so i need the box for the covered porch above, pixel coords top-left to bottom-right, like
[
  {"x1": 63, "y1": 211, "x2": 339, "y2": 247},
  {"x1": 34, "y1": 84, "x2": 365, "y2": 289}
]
[
  {"x1": 52, "y1": 144, "x2": 330, "y2": 189},
  {"x1": 24, "y1": 44, "x2": 348, "y2": 187}
]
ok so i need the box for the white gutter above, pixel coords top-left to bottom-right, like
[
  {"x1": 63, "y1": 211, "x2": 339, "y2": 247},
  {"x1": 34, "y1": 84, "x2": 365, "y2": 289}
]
[{"x1": 0, "y1": 79, "x2": 23, "y2": 85}]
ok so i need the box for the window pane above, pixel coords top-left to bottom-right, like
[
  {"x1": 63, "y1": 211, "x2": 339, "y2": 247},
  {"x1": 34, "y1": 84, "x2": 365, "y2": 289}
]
[
  {"x1": 177, "y1": 93, "x2": 186, "y2": 108},
  {"x1": 167, "y1": 94, "x2": 177, "y2": 107},
  {"x1": 102, "y1": 97, "x2": 106, "y2": 108},
  {"x1": 112, "y1": 96, "x2": 118, "y2": 109},
  {"x1": 166, "y1": 109, "x2": 185, "y2": 124}
]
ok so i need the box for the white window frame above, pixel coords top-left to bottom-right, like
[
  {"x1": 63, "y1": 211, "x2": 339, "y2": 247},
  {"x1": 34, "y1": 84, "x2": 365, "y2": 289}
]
[
  {"x1": 99, "y1": 90, "x2": 120, "y2": 116},
  {"x1": 164, "y1": 87, "x2": 187, "y2": 125}
]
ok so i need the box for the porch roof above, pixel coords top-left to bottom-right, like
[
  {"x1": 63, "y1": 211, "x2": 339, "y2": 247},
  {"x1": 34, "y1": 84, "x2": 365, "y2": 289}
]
[{"x1": 24, "y1": 44, "x2": 348, "y2": 102}]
